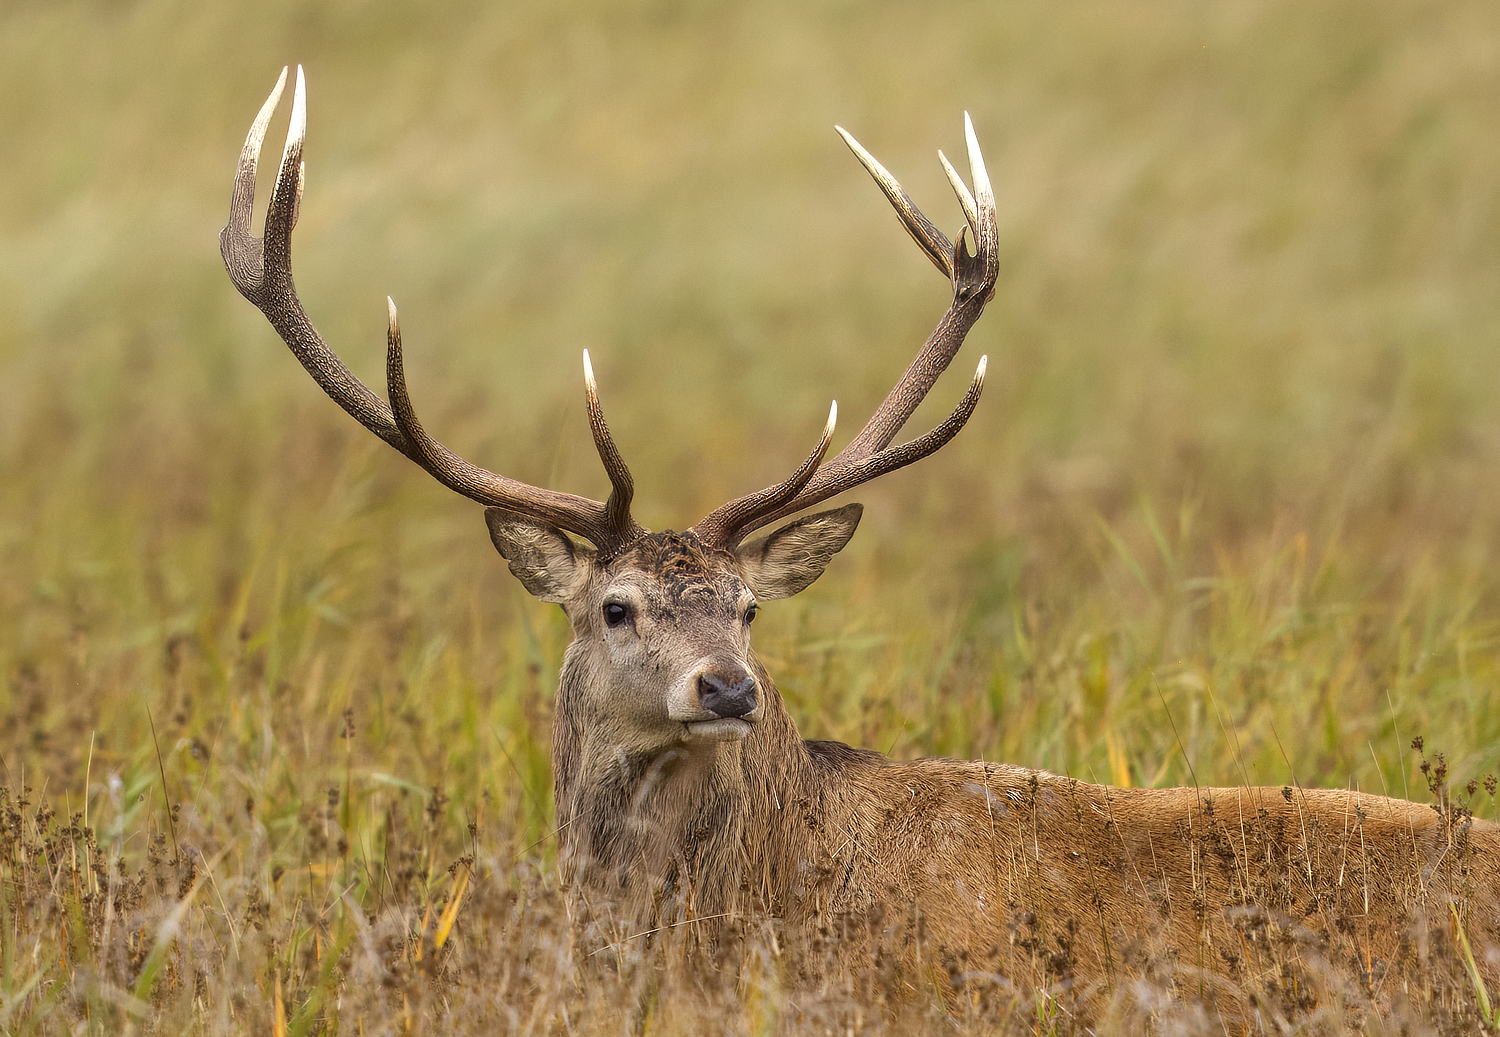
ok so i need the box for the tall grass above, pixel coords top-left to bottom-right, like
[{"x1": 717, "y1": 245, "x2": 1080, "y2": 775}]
[{"x1": 3, "y1": 0, "x2": 1500, "y2": 1031}]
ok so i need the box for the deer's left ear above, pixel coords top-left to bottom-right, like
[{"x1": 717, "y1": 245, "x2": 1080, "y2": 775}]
[{"x1": 735, "y1": 503, "x2": 863, "y2": 600}]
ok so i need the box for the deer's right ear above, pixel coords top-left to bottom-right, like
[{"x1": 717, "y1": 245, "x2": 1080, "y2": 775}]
[
  {"x1": 735, "y1": 503, "x2": 863, "y2": 600},
  {"x1": 485, "y1": 508, "x2": 594, "y2": 603}
]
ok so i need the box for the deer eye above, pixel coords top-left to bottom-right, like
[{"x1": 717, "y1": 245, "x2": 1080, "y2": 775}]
[
  {"x1": 744, "y1": 604, "x2": 758, "y2": 625},
  {"x1": 602, "y1": 602, "x2": 633, "y2": 628}
]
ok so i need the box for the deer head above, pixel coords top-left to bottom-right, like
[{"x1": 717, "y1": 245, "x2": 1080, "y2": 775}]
[{"x1": 221, "y1": 66, "x2": 998, "y2": 761}]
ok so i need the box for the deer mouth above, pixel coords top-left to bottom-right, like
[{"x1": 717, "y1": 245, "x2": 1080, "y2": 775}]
[{"x1": 682, "y1": 718, "x2": 753, "y2": 743}]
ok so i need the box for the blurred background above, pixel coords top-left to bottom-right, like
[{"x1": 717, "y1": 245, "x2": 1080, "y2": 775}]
[{"x1": 3, "y1": 0, "x2": 1500, "y2": 839}]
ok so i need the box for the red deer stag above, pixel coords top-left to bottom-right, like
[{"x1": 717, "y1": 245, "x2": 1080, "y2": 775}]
[{"x1": 224, "y1": 67, "x2": 1499, "y2": 1007}]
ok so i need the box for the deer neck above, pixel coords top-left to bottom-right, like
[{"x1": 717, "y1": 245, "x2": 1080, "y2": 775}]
[{"x1": 550, "y1": 649, "x2": 850, "y2": 921}]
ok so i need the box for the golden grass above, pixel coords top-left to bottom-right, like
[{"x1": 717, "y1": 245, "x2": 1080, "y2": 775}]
[{"x1": 4, "y1": 0, "x2": 1500, "y2": 1031}]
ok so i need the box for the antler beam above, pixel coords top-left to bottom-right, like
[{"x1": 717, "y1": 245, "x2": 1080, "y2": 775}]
[
  {"x1": 220, "y1": 67, "x2": 642, "y2": 551},
  {"x1": 692, "y1": 115, "x2": 999, "y2": 549}
]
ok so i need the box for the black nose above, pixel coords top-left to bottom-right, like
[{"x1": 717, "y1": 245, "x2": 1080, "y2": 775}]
[{"x1": 698, "y1": 669, "x2": 758, "y2": 719}]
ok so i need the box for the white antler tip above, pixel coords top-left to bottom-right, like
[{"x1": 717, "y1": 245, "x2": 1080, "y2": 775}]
[
  {"x1": 244, "y1": 67, "x2": 290, "y2": 159},
  {"x1": 835, "y1": 126, "x2": 878, "y2": 168},
  {"x1": 963, "y1": 112, "x2": 992, "y2": 206},
  {"x1": 826, "y1": 400, "x2": 838, "y2": 433},
  {"x1": 387, "y1": 296, "x2": 398, "y2": 322},
  {"x1": 976, "y1": 355, "x2": 988, "y2": 380},
  {"x1": 582, "y1": 349, "x2": 596, "y2": 388},
  {"x1": 289, "y1": 66, "x2": 307, "y2": 142}
]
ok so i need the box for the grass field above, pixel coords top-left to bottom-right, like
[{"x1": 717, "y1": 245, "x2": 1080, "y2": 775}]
[{"x1": 4, "y1": 0, "x2": 1500, "y2": 1031}]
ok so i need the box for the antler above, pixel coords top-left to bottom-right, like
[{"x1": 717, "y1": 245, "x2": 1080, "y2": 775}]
[
  {"x1": 692, "y1": 115, "x2": 998, "y2": 550},
  {"x1": 220, "y1": 67, "x2": 643, "y2": 551}
]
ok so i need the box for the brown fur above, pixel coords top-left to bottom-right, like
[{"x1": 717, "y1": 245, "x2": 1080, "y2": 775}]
[{"x1": 516, "y1": 525, "x2": 1500, "y2": 1008}]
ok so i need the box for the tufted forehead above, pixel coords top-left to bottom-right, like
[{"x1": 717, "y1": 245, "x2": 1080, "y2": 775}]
[{"x1": 608, "y1": 530, "x2": 745, "y2": 604}]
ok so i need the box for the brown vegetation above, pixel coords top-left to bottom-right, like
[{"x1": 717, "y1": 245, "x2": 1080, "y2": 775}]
[{"x1": 6, "y1": 0, "x2": 1500, "y2": 1032}]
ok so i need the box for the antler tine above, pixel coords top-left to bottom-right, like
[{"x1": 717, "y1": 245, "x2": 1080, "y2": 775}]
[
  {"x1": 583, "y1": 350, "x2": 645, "y2": 543},
  {"x1": 695, "y1": 117, "x2": 999, "y2": 548},
  {"x1": 223, "y1": 67, "x2": 286, "y2": 285},
  {"x1": 223, "y1": 68, "x2": 634, "y2": 550},
  {"x1": 937, "y1": 150, "x2": 979, "y2": 248},
  {"x1": 691, "y1": 402, "x2": 838, "y2": 549},
  {"x1": 274, "y1": 63, "x2": 308, "y2": 239},
  {"x1": 774, "y1": 357, "x2": 985, "y2": 521},
  {"x1": 383, "y1": 302, "x2": 624, "y2": 544},
  {"x1": 964, "y1": 112, "x2": 999, "y2": 274},
  {"x1": 836, "y1": 127, "x2": 954, "y2": 279}
]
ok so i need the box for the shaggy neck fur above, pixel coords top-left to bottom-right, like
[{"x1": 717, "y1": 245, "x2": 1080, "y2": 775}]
[{"x1": 552, "y1": 651, "x2": 832, "y2": 923}]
